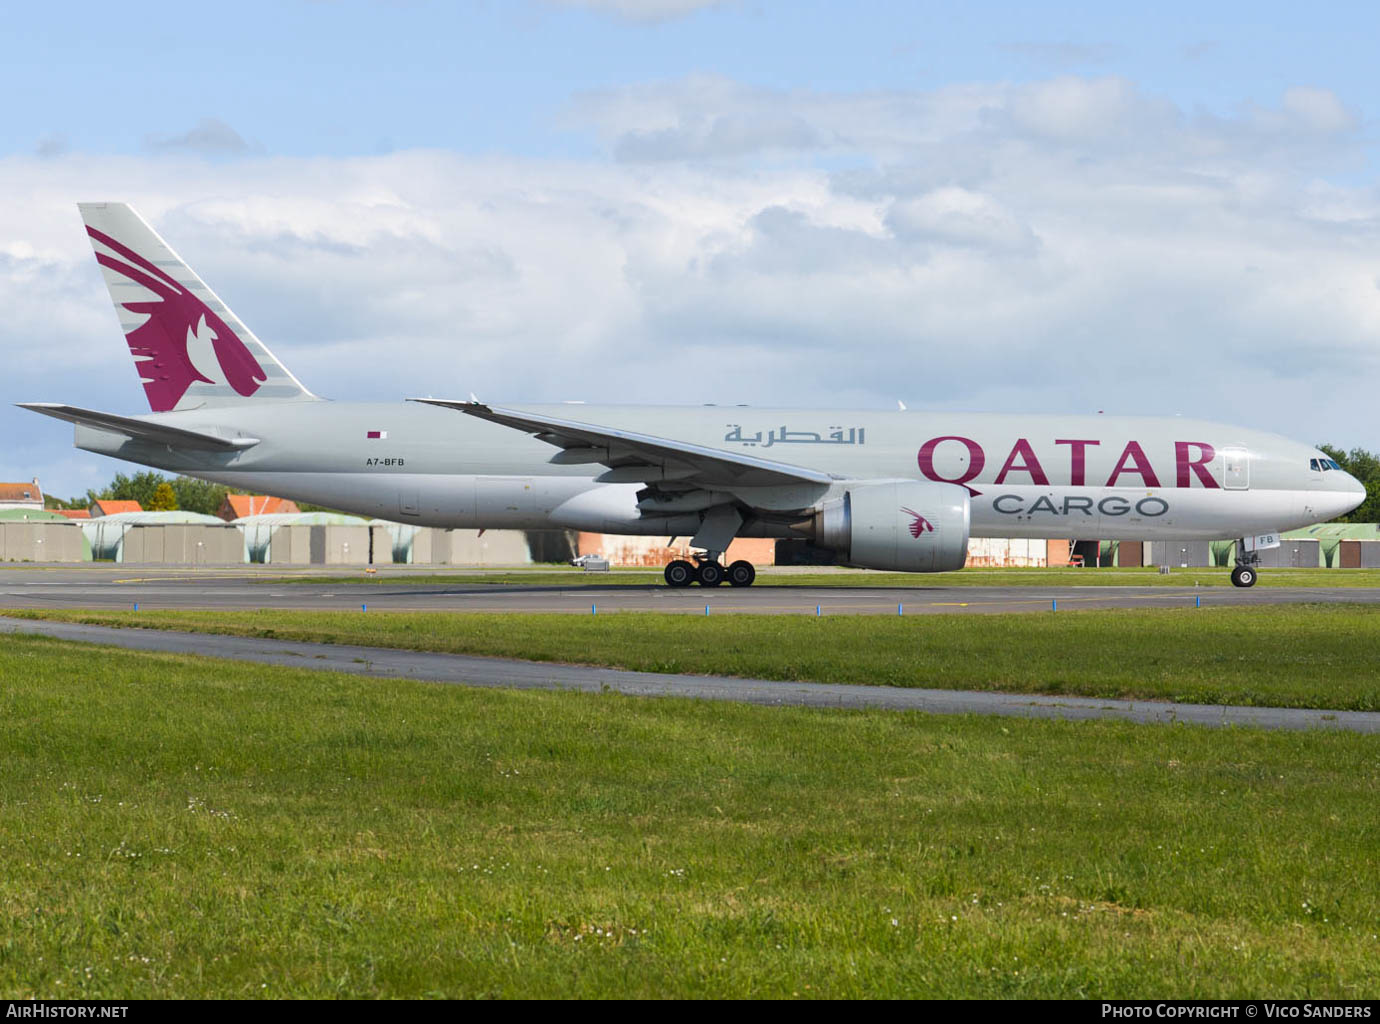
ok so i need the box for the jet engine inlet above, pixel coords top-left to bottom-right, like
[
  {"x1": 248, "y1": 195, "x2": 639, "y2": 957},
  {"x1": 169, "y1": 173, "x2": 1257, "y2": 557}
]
[{"x1": 799, "y1": 480, "x2": 970, "y2": 572}]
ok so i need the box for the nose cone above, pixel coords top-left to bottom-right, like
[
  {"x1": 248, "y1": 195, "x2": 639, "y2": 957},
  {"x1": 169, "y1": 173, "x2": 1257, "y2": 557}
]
[
  {"x1": 1327, "y1": 472, "x2": 1367, "y2": 520},
  {"x1": 1345, "y1": 471, "x2": 1366, "y2": 506}
]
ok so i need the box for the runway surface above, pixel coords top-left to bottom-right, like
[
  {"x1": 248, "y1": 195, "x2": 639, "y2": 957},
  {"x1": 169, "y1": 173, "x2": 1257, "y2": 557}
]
[
  {"x1": 3, "y1": 615, "x2": 1376, "y2": 733},
  {"x1": 2, "y1": 564, "x2": 1379, "y2": 615}
]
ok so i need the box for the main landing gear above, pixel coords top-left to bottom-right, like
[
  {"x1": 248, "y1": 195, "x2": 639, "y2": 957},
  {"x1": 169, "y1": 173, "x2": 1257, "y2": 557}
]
[{"x1": 664, "y1": 555, "x2": 756, "y2": 588}]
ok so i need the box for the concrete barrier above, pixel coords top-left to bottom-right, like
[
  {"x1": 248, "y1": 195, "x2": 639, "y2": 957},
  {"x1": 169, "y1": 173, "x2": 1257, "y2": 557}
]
[
  {"x1": 1150, "y1": 540, "x2": 1214, "y2": 568},
  {"x1": 314, "y1": 525, "x2": 372, "y2": 565},
  {"x1": 420, "y1": 528, "x2": 532, "y2": 566},
  {"x1": 409, "y1": 527, "x2": 434, "y2": 565},
  {"x1": 0, "y1": 522, "x2": 88, "y2": 562},
  {"x1": 266, "y1": 525, "x2": 313, "y2": 565},
  {"x1": 369, "y1": 525, "x2": 393, "y2": 564},
  {"x1": 120, "y1": 524, "x2": 244, "y2": 564},
  {"x1": 261, "y1": 524, "x2": 391, "y2": 565},
  {"x1": 1254, "y1": 539, "x2": 1321, "y2": 568}
]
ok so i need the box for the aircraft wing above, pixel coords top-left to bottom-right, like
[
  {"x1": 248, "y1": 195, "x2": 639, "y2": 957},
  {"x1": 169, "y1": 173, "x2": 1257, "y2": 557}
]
[
  {"x1": 17, "y1": 403, "x2": 260, "y2": 451},
  {"x1": 412, "y1": 400, "x2": 836, "y2": 489}
]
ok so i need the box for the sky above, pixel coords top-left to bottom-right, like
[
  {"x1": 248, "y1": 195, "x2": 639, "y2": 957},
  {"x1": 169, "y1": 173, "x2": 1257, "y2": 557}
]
[{"x1": 5, "y1": 0, "x2": 1380, "y2": 497}]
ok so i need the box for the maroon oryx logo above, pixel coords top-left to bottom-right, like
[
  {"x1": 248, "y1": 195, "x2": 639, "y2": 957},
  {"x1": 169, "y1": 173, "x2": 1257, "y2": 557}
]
[
  {"x1": 87, "y1": 225, "x2": 266, "y2": 412},
  {"x1": 901, "y1": 507, "x2": 934, "y2": 538}
]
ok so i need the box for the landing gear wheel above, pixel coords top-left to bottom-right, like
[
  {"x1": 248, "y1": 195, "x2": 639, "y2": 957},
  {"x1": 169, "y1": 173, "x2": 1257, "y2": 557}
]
[
  {"x1": 664, "y1": 560, "x2": 696, "y2": 588},
  {"x1": 1231, "y1": 565, "x2": 1258, "y2": 588},
  {"x1": 696, "y1": 561, "x2": 725, "y2": 587},
  {"x1": 727, "y1": 560, "x2": 756, "y2": 587}
]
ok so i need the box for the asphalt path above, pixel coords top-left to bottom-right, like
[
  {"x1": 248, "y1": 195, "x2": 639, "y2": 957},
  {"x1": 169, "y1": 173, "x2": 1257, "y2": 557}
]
[
  {"x1": 3, "y1": 615, "x2": 1377, "y2": 734},
  {"x1": 2, "y1": 564, "x2": 1378, "y2": 615}
]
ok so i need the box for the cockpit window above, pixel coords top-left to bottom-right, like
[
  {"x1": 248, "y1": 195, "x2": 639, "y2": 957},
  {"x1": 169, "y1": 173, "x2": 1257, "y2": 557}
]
[
  {"x1": 1327, "y1": 459, "x2": 1343, "y2": 471},
  {"x1": 1310, "y1": 458, "x2": 1321, "y2": 472}
]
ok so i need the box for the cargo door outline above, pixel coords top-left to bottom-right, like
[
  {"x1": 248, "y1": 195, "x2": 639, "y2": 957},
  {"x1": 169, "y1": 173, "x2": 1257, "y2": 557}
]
[{"x1": 398, "y1": 487, "x2": 421, "y2": 518}]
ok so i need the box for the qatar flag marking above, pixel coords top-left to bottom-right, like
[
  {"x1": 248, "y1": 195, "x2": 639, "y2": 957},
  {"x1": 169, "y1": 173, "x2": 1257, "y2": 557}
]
[{"x1": 367, "y1": 430, "x2": 387, "y2": 440}]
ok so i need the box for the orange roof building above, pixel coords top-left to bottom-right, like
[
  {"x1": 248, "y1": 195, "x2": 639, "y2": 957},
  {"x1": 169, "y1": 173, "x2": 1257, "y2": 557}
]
[
  {"x1": 90, "y1": 499, "x2": 143, "y2": 517},
  {"x1": 0, "y1": 478, "x2": 44, "y2": 511},
  {"x1": 52, "y1": 508, "x2": 92, "y2": 520},
  {"x1": 219, "y1": 494, "x2": 302, "y2": 521}
]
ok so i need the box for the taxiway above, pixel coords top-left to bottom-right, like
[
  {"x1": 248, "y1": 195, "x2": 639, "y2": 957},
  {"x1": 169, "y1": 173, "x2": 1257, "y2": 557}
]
[{"x1": 2, "y1": 564, "x2": 1377, "y2": 614}]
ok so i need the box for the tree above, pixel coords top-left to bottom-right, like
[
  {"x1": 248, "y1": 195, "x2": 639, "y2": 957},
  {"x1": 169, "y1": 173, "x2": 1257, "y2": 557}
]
[
  {"x1": 1320, "y1": 445, "x2": 1380, "y2": 523},
  {"x1": 147, "y1": 481, "x2": 179, "y2": 511},
  {"x1": 85, "y1": 470, "x2": 167, "y2": 509},
  {"x1": 44, "y1": 493, "x2": 87, "y2": 510},
  {"x1": 70, "y1": 471, "x2": 240, "y2": 516},
  {"x1": 171, "y1": 476, "x2": 231, "y2": 516}
]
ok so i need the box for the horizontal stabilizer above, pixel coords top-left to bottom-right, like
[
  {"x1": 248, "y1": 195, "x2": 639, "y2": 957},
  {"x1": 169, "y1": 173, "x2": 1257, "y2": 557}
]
[{"x1": 17, "y1": 403, "x2": 259, "y2": 451}]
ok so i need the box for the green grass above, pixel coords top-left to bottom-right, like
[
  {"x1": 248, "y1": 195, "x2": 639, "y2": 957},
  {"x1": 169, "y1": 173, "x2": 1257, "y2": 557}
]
[
  {"x1": 2, "y1": 632, "x2": 1378, "y2": 998},
  {"x1": 267, "y1": 566, "x2": 1380, "y2": 588},
  {"x1": 12, "y1": 605, "x2": 1380, "y2": 711}
]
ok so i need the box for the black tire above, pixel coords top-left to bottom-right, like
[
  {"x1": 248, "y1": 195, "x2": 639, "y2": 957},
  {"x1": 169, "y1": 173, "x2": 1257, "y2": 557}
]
[
  {"x1": 696, "y1": 561, "x2": 725, "y2": 587},
  {"x1": 727, "y1": 560, "x2": 756, "y2": 587},
  {"x1": 664, "y1": 560, "x2": 696, "y2": 587},
  {"x1": 1231, "y1": 565, "x2": 1258, "y2": 588}
]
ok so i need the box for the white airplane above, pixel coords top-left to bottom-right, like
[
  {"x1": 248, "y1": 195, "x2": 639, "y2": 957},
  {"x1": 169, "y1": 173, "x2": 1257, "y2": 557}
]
[{"x1": 21, "y1": 203, "x2": 1366, "y2": 587}]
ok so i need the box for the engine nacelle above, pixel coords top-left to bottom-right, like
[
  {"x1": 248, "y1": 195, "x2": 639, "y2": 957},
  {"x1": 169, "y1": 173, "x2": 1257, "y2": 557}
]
[{"x1": 810, "y1": 480, "x2": 970, "y2": 572}]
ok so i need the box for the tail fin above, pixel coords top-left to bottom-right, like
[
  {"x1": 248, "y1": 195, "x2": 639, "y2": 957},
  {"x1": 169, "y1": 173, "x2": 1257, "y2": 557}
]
[{"x1": 78, "y1": 202, "x2": 317, "y2": 412}]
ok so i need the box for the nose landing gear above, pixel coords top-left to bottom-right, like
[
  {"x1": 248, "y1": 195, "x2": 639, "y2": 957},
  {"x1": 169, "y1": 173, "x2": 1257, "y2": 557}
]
[{"x1": 1231, "y1": 540, "x2": 1259, "y2": 588}]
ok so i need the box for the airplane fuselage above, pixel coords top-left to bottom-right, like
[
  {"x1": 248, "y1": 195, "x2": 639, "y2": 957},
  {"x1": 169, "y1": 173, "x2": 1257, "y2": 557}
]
[{"x1": 71, "y1": 401, "x2": 1366, "y2": 542}]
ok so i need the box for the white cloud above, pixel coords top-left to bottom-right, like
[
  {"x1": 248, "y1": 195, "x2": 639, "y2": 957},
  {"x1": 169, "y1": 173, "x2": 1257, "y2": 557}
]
[
  {"x1": 999, "y1": 75, "x2": 1176, "y2": 143},
  {"x1": 3, "y1": 74, "x2": 1379, "y2": 496},
  {"x1": 885, "y1": 188, "x2": 1038, "y2": 255},
  {"x1": 1281, "y1": 86, "x2": 1357, "y2": 135},
  {"x1": 615, "y1": 110, "x2": 824, "y2": 161},
  {"x1": 570, "y1": 73, "x2": 1360, "y2": 169},
  {"x1": 568, "y1": 74, "x2": 1002, "y2": 160}
]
